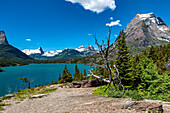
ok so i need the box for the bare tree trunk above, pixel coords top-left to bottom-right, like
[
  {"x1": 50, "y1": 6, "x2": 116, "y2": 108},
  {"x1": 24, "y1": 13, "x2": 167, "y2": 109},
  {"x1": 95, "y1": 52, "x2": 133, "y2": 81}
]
[{"x1": 92, "y1": 27, "x2": 124, "y2": 91}]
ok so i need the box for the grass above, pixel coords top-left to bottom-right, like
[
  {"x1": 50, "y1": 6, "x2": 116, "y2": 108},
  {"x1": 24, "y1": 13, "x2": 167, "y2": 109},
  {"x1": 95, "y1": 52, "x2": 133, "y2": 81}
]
[
  {"x1": 0, "y1": 85, "x2": 57, "y2": 102},
  {"x1": 93, "y1": 84, "x2": 143, "y2": 101},
  {"x1": 0, "y1": 85, "x2": 57, "y2": 111},
  {"x1": 0, "y1": 103, "x2": 12, "y2": 111},
  {"x1": 14, "y1": 86, "x2": 57, "y2": 100},
  {"x1": 0, "y1": 106, "x2": 5, "y2": 111},
  {"x1": 15, "y1": 102, "x2": 20, "y2": 104}
]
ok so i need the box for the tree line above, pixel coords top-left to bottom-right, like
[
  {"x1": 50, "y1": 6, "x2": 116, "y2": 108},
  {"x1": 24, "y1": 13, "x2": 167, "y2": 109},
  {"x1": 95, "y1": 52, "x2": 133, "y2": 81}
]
[
  {"x1": 58, "y1": 64, "x2": 87, "y2": 84},
  {"x1": 92, "y1": 31, "x2": 170, "y2": 101}
]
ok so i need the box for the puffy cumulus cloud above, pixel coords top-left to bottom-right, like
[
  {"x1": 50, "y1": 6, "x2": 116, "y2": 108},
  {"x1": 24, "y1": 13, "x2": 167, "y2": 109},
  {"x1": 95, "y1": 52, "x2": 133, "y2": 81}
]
[
  {"x1": 65, "y1": 0, "x2": 116, "y2": 13},
  {"x1": 110, "y1": 17, "x2": 113, "y2": 20},
  {"x1": 26, "y1": 39, "x2": 31, "y2": 41},
  {"x1": 106, "y1": 20, "x2": 122, "y2": 27}
]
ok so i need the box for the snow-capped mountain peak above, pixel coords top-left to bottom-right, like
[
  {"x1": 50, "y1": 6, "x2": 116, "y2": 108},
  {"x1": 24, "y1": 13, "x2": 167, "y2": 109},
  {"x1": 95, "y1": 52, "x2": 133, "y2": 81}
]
[
  {"x1": 86, "y1": 45, "x2": 95, "y2": 51},
  {"x1": 22, "y1": 45, "x2": 98, "y2": 59},
  {"x1": 22, "y1": 47, "x2": 44, "y2": 55},
  {"x1": 75, "y1": 44, "x2": 86, "y2": 52},
  {"x1": 123, "y1": 13, "x2": 170, "y2": 44},
  {"x1": 137, "y1": 12, "x2": 155, "y2": 19},
  {"x1": 42, "y1": 50, "x2": 62, "y2": 57}
]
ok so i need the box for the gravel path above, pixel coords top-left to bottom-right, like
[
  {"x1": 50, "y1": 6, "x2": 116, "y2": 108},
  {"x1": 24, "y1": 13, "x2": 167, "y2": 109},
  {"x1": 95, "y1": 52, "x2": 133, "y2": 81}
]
[{"x1": 3, "y1": 87, "x2": 145, "y2": 113}]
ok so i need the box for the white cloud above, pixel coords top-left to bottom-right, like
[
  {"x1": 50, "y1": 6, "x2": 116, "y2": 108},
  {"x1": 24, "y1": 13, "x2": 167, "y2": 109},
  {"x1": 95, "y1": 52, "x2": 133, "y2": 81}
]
[
  {"x1": 66, "y1": 0, "x2": 116, "y2": 13},
  {"x1": 106, "y1": 20, "x2": 122, "y2": 27},
  {"x1": 26, "y1": 39, "x2": 31, "y2": 41},
  {"x1": 114, "y1": 35, "x2": 118, "y2": 37},
  {"x1": 88, "y1": 33, "x2": 92, "y2": 36},
  {"x1": 110, "y1": 17, "x2": 113, "y2": 20}
]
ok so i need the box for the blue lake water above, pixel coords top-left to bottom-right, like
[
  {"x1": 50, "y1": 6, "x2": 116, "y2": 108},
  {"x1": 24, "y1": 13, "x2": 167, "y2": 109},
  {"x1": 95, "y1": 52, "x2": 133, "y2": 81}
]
[{"x1": 0, "y1": 63, "x2": 94, "y2": 97}]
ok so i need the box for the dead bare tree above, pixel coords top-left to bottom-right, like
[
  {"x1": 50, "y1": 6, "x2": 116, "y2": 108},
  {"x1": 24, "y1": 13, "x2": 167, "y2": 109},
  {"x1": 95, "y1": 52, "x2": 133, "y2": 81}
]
[{"x1": 88, "y1": 27, "x2": 124, "y2": 91}]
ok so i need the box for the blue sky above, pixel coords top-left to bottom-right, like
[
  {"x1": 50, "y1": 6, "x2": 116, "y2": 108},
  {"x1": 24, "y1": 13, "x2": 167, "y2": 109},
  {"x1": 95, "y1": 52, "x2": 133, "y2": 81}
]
[{"x1": 0, "y1": 0, "x2": 169, "y2": 51}]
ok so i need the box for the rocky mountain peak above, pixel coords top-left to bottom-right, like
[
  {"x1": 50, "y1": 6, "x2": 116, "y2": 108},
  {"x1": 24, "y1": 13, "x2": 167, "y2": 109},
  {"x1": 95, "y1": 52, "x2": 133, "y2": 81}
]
[
  {"x1": 79, "y1": 45, "x2": 85, "y2": 48},
  {"x1": 38, "y1": 47, "x2": 44, "y2": 55},
  {"x1": 86, "y1": 45, "x2": 95, "y2": 51},
  {"x1": 123, "y1": 13, "x2": 170, "y2": 45},
  {"x1": 136, "y1": 13, "x2": 155, "y2": 19},
  {"x1": 0, "y1": 31, "x2": 9, "y2": 45}
]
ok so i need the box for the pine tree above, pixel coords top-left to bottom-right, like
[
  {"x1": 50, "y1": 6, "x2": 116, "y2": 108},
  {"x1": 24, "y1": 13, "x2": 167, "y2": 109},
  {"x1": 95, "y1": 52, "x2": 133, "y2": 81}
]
[
  {"x1": 115, "y1": 32, "x2": 132, "y2": 88},
  {"x1": 83, "y1": 69, "x2": 87, "y2": 80},
  {"x1": 131, "y1": 54, "x2": 141, "y2": 88},
  {"x1": 148, "y1": 45, "x2": 157, "y2": 63},
  {"x1": 73, "y1": 64, "x2": 80, "y2": 81},
  {"x1": 136, "y1": 57, "x2": 158, "y2": 89},
  {"x1": 58, "y1": 65, "x2": 72, "y2": 84}
]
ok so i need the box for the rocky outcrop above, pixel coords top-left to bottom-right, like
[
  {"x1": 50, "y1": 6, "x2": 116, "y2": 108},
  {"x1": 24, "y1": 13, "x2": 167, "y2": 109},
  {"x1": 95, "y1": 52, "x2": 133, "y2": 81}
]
[
  {"x1": 0, "y1": 31, "x2": 33, "y2": 61},
  {"x1": 0, "y1": 31, "x2": 9, "y2": 45},
  {"x1": 72, "y1": 79, "x2": 104, "y2": 88},
  {"x1": 86, "y1": 45, "x2": 95, "y2": 51},
  {"x1": 123, "y1": 13, "x2": 170, "y2": 48}
]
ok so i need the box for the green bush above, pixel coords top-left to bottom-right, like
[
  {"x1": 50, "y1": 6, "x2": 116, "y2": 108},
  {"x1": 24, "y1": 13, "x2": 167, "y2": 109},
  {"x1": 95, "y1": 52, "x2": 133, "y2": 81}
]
[{"x1": 93, "y1": 85, "x2": 143, "y2": 101}]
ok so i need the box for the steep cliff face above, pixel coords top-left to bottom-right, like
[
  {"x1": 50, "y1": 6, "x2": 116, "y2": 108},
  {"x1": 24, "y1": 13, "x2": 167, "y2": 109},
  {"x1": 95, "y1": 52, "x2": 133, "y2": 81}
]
[
  {"x1": 123, "y1": 13, "x2": 170, "y2": 48},
  {"x1": 0, "y1": 31, "x2": 33, "y2": 60},
  {"x1": 0, "y1": 31, "x2": 9, "y2": 45}
]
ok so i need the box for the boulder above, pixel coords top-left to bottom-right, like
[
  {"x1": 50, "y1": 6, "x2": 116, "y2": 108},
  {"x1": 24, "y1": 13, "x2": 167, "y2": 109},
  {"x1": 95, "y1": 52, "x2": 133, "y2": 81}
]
[
  {"x1": 148, "y1": 104, "x2": 163, "y2": 113},
  {"x1": 113, "y1": 101, "x2": 137, "y2": 109},
  {"x1": 72, "y1": 79, "x2": 104, "y2": 88},
  {"x1": 5, "y1": 94, "x2": 15, "y2": 98},
  {"x1": 31, "y1": 94, "x2": 48, "y2": 99}
]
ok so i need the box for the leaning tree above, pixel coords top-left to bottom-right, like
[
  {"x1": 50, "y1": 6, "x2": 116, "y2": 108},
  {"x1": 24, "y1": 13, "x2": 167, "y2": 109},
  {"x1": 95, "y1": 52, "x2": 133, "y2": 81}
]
[{"x1": 87, "y1": 27, "x2": 124, "y2": 91}]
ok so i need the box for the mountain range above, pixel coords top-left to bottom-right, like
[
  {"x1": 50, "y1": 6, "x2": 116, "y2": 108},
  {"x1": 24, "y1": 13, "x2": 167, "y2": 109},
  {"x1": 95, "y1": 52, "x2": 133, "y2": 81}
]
[
  {"x1": 0, "y1": 13, "x2": 169, "y2": 63},
  {"x1": 22, "y1": 45, "x2": 98, "y2": 60}
]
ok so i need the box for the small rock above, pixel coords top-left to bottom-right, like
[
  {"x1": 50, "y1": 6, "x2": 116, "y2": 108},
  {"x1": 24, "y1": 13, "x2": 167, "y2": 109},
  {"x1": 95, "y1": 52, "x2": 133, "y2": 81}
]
[
  {"x1": 148, "y1": 104, "x2": 163, "y2": 113},
  {"x1": 31, "y1": 94, "x2": 49, "y2": 99},
  {"x1": 5, "y1": 94, "x2": 15, "y2": 98}
]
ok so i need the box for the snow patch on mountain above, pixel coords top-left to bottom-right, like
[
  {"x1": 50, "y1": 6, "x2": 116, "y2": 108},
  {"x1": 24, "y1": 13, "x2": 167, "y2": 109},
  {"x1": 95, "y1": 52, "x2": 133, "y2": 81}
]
[
  {"x1": 42, "y1": 50, "x2": 63, "y2": 57},
  {"x1": 22, "y1": 45, "x2": 97, "y2": 57},
  {"x1": 22, "y1": 48, "x2": 43, "y2": 55},
  {"x1": 75, "y1": 45, "x2": 86, "y2": 52}
]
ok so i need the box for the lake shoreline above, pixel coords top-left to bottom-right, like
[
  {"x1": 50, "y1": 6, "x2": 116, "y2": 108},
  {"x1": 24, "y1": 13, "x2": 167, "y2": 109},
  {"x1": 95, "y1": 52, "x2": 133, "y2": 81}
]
[{"x1": 0, "y1": 63, "x2": 94, "y2": 97}]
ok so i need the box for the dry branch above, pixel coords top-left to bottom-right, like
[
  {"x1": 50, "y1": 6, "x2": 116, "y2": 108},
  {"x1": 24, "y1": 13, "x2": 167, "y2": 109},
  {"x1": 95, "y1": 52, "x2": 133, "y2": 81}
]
[{"x1": 91, "y1": 27, "x2": 124, "y2": 91}]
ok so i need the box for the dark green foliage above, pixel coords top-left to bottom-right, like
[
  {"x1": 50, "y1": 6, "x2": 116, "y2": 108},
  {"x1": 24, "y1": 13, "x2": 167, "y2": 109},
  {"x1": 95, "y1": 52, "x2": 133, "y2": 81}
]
[
  {"x1": 83, "y1": 69, "x2": 87, "y2": 79},
  {"x1": 0, "y1": 44, "x2": 33, "y2": 61},
  {"x1": 18, "y1": 77, "x2": 31, "y2": 89},
  {"x1": 73, "y1": 64, "x2": 81, "y2": 81},
  {"x1": 115, "y1": 33, "x2": 132, "y2": 88},
  {"x1": 148, "y1": 72, "x2": 170, "y2": 101},
  {"x1": 93, "y1": 41, "x2": 170, "y2": 101},
  {"x1": 58, "y1": 65, "x2": 72, "y2": 84}
]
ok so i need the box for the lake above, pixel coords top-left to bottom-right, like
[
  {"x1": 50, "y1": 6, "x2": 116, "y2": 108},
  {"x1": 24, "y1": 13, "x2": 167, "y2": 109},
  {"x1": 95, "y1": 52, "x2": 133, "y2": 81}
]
[{"x1": 0, "y1": 63, "x2": 95, "y2": 97}]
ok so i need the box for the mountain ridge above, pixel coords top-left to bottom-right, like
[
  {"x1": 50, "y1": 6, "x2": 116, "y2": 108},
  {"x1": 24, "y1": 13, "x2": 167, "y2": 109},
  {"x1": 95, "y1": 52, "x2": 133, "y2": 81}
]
[
  {"x1": 22, "y1": 45, "x2": 98, "y2": 60},
  {"x1": 123, "y1": 13, "x2": 170, "y2": 44},
  {"x1": 0, "y1": 31, "x2": 33, "y2": 61}
]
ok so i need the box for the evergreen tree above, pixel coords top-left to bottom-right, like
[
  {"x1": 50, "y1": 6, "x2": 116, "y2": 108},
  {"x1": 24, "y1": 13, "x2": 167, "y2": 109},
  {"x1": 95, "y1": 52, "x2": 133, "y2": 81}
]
[
  {"x1": 148, "y1": 45, "x2": 157, "y2": 63},
  {"x1": 136, "y1": 57, "x2": 158, "y2": 89},
  {"x1": 131, "y1": 54, "x2": 141, "y2": 88},
  {"x1": 73, "y1": 64, "x2": 80, "y2": 81},
  {"x1": 58, "y1": 65, "x2": 72, "y2": 84},
  {"x1": 115, "y1": 32, "x2": 132, "y2": 88},
  {"x1": 81, "y1": 70, "x2": 84, "y2": 80},
  {"x1": 83, "y1": 69, "x2": 87, "y2": 80}
]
